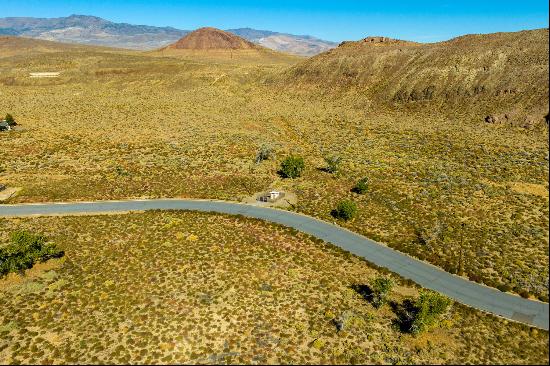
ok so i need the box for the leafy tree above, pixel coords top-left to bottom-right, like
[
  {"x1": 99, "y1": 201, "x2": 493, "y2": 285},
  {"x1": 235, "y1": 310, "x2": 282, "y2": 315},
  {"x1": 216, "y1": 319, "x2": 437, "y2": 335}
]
[
  {"x1": 332, "y1": 200, "x2": 357, "y2": 221},
  {"x1": 409, "y1": 290, "x2": 451, "y2": 334},
  {"x1": 352, "y1": 177, "x2": 369, "y2": 194},
  {"x1": 0, "y1": 231, "x2": 64, "y2": 277},
  {"x1": 4, "y1": 114, "x2": 16, "y2": 126},
  {"x1": 324, "y1": 155, "x2": 342, "y2": 174},
  {"x1": 279, "y1": 155, "x2": 305, "y2": 178},
  {"x1": 371, "y1": 276, "x2": 394, "y2": 308}
]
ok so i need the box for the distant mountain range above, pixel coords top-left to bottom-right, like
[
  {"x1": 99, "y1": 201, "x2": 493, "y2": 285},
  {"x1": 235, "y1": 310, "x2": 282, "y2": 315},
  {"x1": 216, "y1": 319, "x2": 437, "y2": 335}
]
[
  {"x1": 226, "y1": 28, "x2": 337, "y2": 56},
  {"x1": 0, "y1": 14, "x2": 337, "y2": 56}
]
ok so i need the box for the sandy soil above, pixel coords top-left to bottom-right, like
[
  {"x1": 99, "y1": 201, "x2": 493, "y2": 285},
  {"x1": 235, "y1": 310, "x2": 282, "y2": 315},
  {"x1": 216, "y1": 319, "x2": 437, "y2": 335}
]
[{"x1": 0, "y1": 187, "x2": 21, "y2": 202}]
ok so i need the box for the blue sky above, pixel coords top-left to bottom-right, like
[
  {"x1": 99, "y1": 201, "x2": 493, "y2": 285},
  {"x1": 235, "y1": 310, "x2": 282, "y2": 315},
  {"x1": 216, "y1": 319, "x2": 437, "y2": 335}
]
[{"x1": 1, "y1": 0, "x2": 548, "y2": 42}]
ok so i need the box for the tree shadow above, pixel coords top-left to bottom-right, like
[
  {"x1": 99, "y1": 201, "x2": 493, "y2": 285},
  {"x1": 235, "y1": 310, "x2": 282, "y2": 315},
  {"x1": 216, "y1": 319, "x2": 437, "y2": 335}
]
[
  {"x1": 277, "y1": 169, "x2": 296, "y2": 179},
  {"x1": 317, "y1": 166, "x2": 333, "y2": 174},
  {"x1": 413, "y1": 227, "x2": 427, "y2": 245},
  {"x1": 389, "y1": 299, "x2": 416, "y2": 333},
  {"x1": 350, "y1": 284, "x2": 373, "y2": 303}
]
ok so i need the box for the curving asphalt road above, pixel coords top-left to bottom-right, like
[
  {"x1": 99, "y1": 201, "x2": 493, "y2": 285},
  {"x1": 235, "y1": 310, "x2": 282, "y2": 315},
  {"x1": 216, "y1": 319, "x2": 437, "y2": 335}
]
[{"x1": 1, "y1": 198, "x2": 548, "y2": 330}]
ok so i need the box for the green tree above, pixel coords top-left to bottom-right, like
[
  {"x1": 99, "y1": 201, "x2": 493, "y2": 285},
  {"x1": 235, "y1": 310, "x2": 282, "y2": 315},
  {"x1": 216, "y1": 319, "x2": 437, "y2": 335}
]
[
  {"x1": 279, "y1": 155, "x2": 305, "y2": 178},
  {"x1": 4, "y1": 114, "x2": 16, "y2": 126},
  {"x1": 332, "y1": 200, "x2": 357, "y2": 221},
  {"x1": 324, "y1": 155, "x2": 342, "y2": 174},
  {"x1": 371, "y1": 276, "x2": 394, "y2": 308},
  {"x1": 0, "y1": 231, "x2": 64, "y2": 277},
  {"x1": 352, "y1": 177, "x2": 369, "y2": 194},
  {"x1": 409, "y1": 290, "x2": 451, "y2": 334}
]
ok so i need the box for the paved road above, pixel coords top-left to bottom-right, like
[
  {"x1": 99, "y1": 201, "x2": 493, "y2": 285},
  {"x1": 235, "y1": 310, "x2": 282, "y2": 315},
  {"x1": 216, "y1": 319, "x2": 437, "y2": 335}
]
[{"x1": 1, "y1": 199, "x2": 548, "y2": 330}]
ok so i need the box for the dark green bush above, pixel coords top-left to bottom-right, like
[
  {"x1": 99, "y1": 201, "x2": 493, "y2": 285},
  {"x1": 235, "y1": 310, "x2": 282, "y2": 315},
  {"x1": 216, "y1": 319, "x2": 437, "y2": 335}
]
[
  {"x1": 409, "y1": 290, "x2": 451, "y2": 334},
  {"x1": 5, "y1": 113, "x2": 16, "y2": 126},
  {"x1": 352, "y1": 177, "x2": 369, "y2": 194},
  {"x1": 279, "y1": 155, "x2": 305, "y2": 179},
  {"x1": 0, "y1": 231, "x2": 64, "y2": 277},
  {"x1": 331, "y1": 200, "x2": 357, "y2": 221}
]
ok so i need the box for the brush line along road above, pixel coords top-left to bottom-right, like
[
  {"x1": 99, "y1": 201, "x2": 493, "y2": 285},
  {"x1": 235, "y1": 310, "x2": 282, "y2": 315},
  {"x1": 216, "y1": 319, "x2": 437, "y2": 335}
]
[{"x1": 1, "y1": 199, "x2": 548, "y2": 330}]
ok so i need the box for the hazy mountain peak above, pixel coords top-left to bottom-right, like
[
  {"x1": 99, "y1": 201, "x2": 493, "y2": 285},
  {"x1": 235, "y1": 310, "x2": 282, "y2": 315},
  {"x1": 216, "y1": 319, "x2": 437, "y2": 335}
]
[{"x1": 0, "y1": 15, "x2": 337, "y2": 55}]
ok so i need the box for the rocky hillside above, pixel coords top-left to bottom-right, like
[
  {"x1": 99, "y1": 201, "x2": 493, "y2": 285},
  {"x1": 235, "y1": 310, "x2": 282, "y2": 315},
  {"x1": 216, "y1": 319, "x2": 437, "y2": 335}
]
[
  {"x1": 164, "y1": 27, "x2": 258, "y2": 50},
  {"x1": 285, "y1": 29, "x2": 549, "y2": 127}
]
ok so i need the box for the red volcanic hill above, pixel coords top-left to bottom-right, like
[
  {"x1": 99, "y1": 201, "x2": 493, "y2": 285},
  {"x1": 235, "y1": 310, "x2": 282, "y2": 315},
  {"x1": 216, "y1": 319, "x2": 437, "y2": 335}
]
[{"x1": 165, "y1": 27, "x2": 258, "y2": 50}]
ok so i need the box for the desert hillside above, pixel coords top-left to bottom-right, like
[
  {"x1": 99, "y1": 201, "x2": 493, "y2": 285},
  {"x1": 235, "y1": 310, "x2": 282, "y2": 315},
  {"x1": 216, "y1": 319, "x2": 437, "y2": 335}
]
[
  {"x1": 284, "y1": 29, "x2": 549, "y2": 127},
  {"x1": 0, "y1": 35, "x2": 121, "y2": 57}
]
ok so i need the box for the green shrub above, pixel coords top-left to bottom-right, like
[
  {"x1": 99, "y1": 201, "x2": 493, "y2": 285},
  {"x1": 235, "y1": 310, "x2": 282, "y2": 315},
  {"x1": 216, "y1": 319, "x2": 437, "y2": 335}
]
[
  {"x1": 323, "y1": 155, "x2": 342, "y2": 174},
  {"x1": 409, "y1": 290, "x2": 451, "y2": 334},
  {"x1": 497, "y1": 283, "x2": 512, "y2": 293},
  {"x1": 352, "y1": 177, "x2": 369, "y2": 194},
  {"x1": 332, "y1": 200, "x2": 357, "y2": 221},
  {"x1": 279, "y1": 155, "x2": 305, "y2": 178},
  {"x1": 0, "y1": 231, "x2": 64, "y2": 277},
  {"x1": 4, "y1": 114, "x2": 16, "y2": 126},
  {"x1": 371, "y1": 276, "x2": 394, "y2": 308}
]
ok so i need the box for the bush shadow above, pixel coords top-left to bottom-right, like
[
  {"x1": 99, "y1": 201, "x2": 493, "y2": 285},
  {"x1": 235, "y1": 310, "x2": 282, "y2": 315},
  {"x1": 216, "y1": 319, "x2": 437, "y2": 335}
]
[
  {"x1": 389, "y1": 299, "x2": 416, "y2": 333},
  {"x1": 350, "y1": 283, "x2": 373, "y2": 303}
]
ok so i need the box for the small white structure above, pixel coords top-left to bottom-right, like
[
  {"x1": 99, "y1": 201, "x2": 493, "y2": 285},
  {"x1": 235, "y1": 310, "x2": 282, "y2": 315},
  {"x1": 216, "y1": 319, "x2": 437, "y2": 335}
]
[
  {"x1": 29, "y1": 72, "x2": 60, "y2": 78},
  {"x1": 258, "y1": 190, "x2": 284, "y2": 203},
  {"x1": 269, "y1": 191, "x2": 281, "y2": 200}
]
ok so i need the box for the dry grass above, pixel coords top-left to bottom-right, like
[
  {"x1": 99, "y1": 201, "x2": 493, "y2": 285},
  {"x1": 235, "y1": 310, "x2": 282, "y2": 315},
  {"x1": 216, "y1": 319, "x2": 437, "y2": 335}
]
[
  {"x1": 0, "y1": 212, "x2": 547, "y2": 364},
  {"x1": 0, "y1": 36, "x2": 548, "y2": 302}
]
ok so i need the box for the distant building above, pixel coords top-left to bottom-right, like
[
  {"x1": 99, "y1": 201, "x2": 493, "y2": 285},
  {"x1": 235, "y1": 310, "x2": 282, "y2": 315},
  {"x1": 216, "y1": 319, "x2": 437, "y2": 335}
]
[
  {"x1": 29, "y1": 72, "x2": 60, "y2": 78},
  {"x1": 269, "y1": 191, "x2": 281, "y2": 200},
  {"x1": 258, "y1": 190, "x2": 284, "y2": 203}
]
